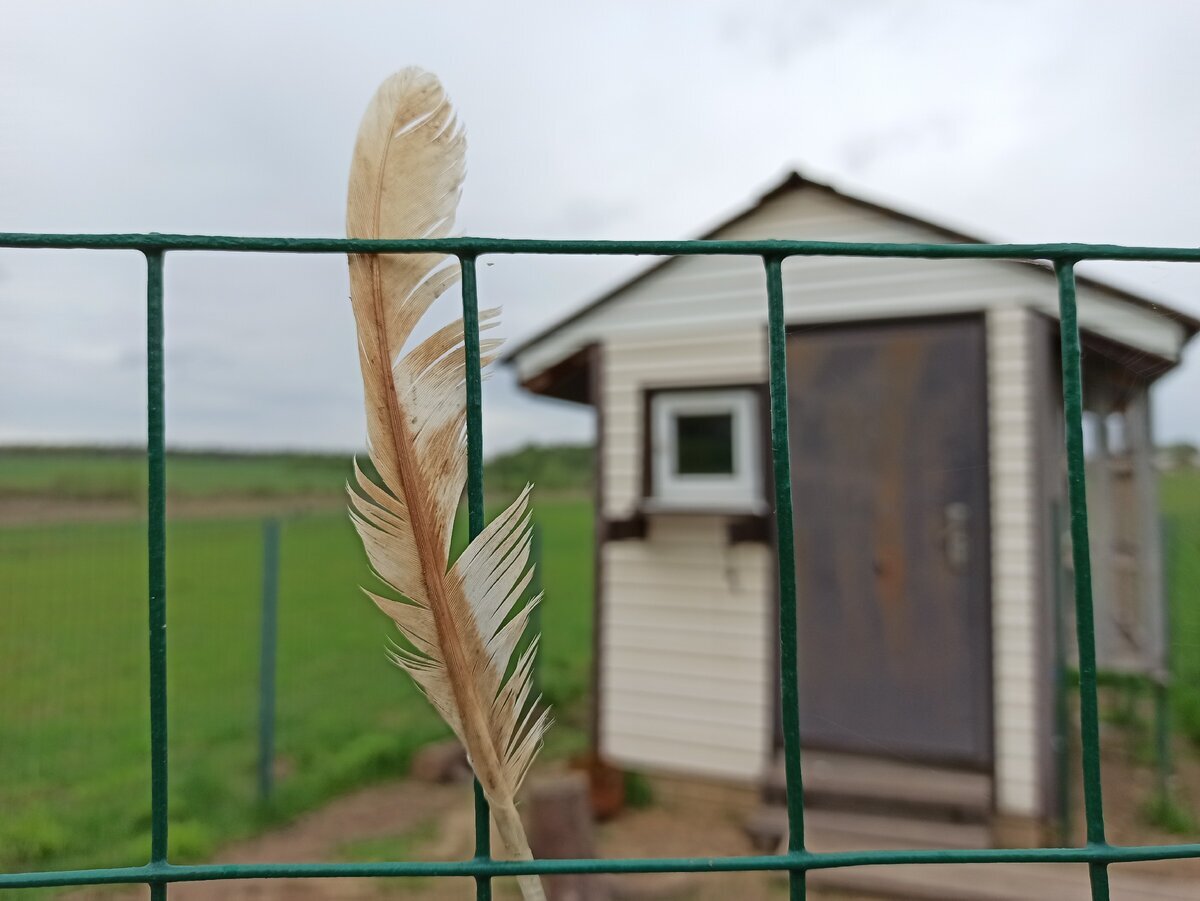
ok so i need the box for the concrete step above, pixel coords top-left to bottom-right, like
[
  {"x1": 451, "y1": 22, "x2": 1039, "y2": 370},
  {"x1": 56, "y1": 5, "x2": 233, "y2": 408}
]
[
  {"x1": 766, "y1": 751, "x2": 992, "y2": 822},
  {"x1": 745, "y1": 805, "x2": 991, "y2": 854}
]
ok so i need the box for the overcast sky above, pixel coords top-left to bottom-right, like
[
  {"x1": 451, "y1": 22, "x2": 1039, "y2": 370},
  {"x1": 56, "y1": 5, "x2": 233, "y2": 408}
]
[{"x1": 2, "y1": 0, "x2": 1199, "y2": 454}]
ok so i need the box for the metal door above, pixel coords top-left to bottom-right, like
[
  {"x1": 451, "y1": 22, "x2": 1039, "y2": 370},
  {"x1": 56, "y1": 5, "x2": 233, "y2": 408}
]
[{"x1": 787, "y1": 317, "x2": 991, "y2": 765}]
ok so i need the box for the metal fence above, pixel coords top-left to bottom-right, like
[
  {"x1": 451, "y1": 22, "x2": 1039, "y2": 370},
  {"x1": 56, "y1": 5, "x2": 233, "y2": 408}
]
[{"x1": 2, "y1": 231, "x2": 1200, "y2": 901}]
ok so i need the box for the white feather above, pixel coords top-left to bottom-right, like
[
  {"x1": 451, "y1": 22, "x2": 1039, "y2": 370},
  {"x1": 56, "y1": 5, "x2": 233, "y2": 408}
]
[{"x1": 345, "y1": 68, "x2": 549, "y2": 901}]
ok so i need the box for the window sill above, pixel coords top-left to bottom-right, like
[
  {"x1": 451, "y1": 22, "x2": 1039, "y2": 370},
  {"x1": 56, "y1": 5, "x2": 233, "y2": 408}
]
[
  {"x1": 640, "y1": 498, "x2": 769, "y2": 517},
  {"x1": 602, "y1": 503, "x2": 773, "y2": 544}
]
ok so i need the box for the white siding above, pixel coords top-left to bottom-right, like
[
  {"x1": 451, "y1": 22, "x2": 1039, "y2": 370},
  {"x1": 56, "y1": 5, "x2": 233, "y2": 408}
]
[
  {"x1": 987, "y1": 306, "x2": 1041, "y2": 817},
  {"x1": 600, "y1": 519, "x2": 774, "y2": 782},
  {"x1": 602, "y1": 328, "x2": 766, "y2": 517},
  {"x1": 599, "y1": 333, "x2": 773, "y2": 783}
]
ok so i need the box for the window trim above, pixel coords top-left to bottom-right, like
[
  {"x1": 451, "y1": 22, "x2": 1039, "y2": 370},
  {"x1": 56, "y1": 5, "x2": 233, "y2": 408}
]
[{"x1": 643, "y1": 385, "x2": 767, "y2": 514}]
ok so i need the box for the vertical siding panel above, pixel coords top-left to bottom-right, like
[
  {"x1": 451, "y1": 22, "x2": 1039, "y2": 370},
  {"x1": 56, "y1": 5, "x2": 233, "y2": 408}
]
[{"x1": 987, "y1": 306, "x2": 1041, "y2": 816}]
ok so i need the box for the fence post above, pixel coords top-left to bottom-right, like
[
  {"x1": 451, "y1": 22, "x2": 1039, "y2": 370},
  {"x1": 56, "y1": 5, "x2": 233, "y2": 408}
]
[
  {"x1": 258, "y1": 517, "x2": 282, "y2": 802},
  {"x1": 1051, "y1": 501, "x2": 1073, "y2": 846},
  {"x1": 1155, "y1": 515, "x2": 1175, "y2": 799}
]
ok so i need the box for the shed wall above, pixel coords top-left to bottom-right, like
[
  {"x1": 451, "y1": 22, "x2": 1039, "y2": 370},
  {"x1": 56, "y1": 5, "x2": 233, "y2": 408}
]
[
  {"x1": 987, "y1": 306, "x2": 1043, "y2": 817},
  {"x1": 588, "y1": 187, "x2": 1060, "y2": 809},
  {"x1": 599, "y1": 331, "x2": 773, "y2": 782}
]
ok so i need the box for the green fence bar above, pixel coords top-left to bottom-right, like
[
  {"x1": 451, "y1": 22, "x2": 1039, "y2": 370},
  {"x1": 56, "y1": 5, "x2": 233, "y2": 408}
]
[
  {"x1": 143, "y1": 249, "x2": 169, "y2": 901},
  {"x1": 8, "y1": 840, "x2": 1200, "y2": 890},
  {"x1": 1055, "y1": 261, "x2": 1110, "y2": 901},
  {"x1": 459, "y1": 254, "x2": 492, "y2": 901},
  {"x1": 1157, "y1": 515, "x2": 1176, "y2": 799},
  {"x1": 257, "y1": 517, "x2": 282, "y2": 802},
  {"x1": 2, "y1": 232, "x2": 1199, "y2": 896},
  {"x1": 1050, "y1": 501, "x2": 1072, "y2": 846},
  {"x1": 7, "y1": 232, "x2": 1200, "y2": 262},
  {"x1": 764, "y1": 256, "x2": 807, "y2": 901}
]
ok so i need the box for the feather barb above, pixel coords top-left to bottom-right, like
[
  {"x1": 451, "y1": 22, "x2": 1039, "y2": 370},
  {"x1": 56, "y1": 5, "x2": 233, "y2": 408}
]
[{"x1": 345, "y1": 68, "x2": 549, "y2": 901}]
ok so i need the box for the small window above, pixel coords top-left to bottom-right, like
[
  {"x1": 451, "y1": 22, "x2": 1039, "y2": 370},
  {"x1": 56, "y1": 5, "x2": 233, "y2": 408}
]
[
  {"x1": 675, "y1": 413, "x2": 734, "y2": 474},
  {"x1": 649, "y1": 388, "x2": 763, "y2": 511}
]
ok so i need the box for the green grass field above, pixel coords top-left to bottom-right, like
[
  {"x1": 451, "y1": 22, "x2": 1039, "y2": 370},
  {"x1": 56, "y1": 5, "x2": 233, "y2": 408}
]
[
  {"x1": 0, "y1": 448, "x2": 356, "y2": 501},
  {"x1": 0, "y1": 444, "x2": 594, "y2": 502},
  {"x1": 1, "y1": 448, "x2": 1198, "y2": 880},
  {"x1": 1163, "y1": 470, "x2": 1200, "y2": 744},
  {"x1": 0, "y1": 461, "x2": 593, "y2": 875}
]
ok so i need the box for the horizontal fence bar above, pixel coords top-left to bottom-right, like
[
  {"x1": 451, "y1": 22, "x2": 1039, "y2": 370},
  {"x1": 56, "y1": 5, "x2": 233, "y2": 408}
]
[
  {"x1": 7, "y1": 844, "x2": 1200, "y2": 889},
  {"x1": 4, "y1": 232, "x2": 1200, "y2": 262}
]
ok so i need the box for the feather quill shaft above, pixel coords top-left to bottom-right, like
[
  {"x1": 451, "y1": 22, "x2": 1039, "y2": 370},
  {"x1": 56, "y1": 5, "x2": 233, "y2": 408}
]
[{"x1": 345, "y1": 68, "x2": 548, "y2": 901}]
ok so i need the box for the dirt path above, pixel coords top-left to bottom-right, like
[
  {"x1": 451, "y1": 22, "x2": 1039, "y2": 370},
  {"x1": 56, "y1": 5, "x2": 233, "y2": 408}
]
[
  {"x1": 70, "y1": 780, "x2": 477, "y2": 901},
  {"x1": 65, "y1": 773, "x2": 1200, "y2": 901},
  {"x1": 65, "y1": 727, "x2": 1200, "y2": 901}
]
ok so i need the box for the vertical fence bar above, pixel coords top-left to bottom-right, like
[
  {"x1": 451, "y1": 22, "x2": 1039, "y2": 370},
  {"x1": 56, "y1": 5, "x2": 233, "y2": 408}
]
[
  {"x1": 460, "y1": 254, "x2": 492, "y2": 901},
  {"x1": 144, "y1": 250, "x2": 169, "y2": 899},
  {"x1": 1055, "y1": 260, "x2": 1110, "y2": 901},
  {"x1": 764, "y1": 255, "x2": 806, "y2": 901},
  {"x1": 1156, "y1": 514, "x2": 1175, "y2": 800},
  {"x1": 1051, "y1": 502, "x2": 1073, "y2": 846},
  {"x1": 257, "y1": 517, "x2": 282, "y2": 802}
]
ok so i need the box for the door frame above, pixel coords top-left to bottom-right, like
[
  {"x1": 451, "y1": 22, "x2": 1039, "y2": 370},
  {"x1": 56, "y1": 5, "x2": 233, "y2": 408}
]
[{"x1": 769, "y1": 312, "x2": 995, "y2": 773}]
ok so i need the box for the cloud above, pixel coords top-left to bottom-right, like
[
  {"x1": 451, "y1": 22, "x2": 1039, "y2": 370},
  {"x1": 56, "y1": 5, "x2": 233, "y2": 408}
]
[{"x1": 2, "y1": 0, "x2": 1198, "y2": 452}]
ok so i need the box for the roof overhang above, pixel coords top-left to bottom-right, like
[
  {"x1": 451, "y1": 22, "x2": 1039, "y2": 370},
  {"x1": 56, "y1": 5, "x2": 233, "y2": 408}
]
[
  {"x1": 505, "y1": 171, "x2": 1200, "y2": 398},
  {"x1": 518, "y1": 343, "x2": 594, "y2": 405}
]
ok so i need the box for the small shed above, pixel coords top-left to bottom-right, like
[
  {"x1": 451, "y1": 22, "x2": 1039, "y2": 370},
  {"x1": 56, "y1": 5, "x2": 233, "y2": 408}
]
[{"x1": 505, "y1": 172, "x2": 1199, "y2": 841}]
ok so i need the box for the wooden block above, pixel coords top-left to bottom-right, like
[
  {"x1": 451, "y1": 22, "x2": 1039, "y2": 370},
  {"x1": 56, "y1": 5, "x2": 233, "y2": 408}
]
[
  {"x1": 528, "y1": 772, "x2": 610, "y2": 901},
  {"x1": 990, "y1": 812, "x2": 1049, "y2": 849},
  {"x1": 410, "y1": 739, "x2": 470, "y2": 784}
]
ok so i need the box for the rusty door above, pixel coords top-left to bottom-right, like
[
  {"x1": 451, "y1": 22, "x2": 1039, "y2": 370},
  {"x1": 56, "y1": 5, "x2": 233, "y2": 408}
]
[{"x1": 787, "y1": 317, "x2": 991, "y2": 766}]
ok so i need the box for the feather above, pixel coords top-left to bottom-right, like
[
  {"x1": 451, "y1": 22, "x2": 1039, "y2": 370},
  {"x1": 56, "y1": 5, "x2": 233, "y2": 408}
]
[{"x1": 345, "y1": 68, "x2": 549, "y2": 901}]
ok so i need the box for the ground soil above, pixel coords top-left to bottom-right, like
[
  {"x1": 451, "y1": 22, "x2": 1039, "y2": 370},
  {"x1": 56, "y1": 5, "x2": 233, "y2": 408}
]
[{"x1": 66, "y1": 720, "x2": 1200, "y2": 901}]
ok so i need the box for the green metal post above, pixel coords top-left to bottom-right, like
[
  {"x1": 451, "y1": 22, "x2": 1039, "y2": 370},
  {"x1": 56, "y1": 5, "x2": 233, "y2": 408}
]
[
  {"x1": 1055, "y1": 261, "x2": 1110, "y2": 900},
  {"x1": 764, "y1": 256, "x2": 806, "y2": 901},
  {"x1": 258, "y1": 517, "x2": 282, "y2": 802},
  {"x1": 460, "y1": 254, "x2": 491, "y2": 901},
  {"x1": 144, "y1": 250, "x2": 169, "y2": 900},
  {"x1": 1155, "y1": 680, "x2": 1171, "y2": 800},
  {"x1": 1051, "y1": 502, "x2": 1073, "y2": 846},
  {"x1": 1156, "y1": 515, "x2": 1175, "y2": 798}
]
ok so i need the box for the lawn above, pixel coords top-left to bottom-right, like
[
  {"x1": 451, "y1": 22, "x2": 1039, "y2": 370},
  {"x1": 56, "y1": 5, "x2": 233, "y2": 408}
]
[
  {"x1": 2, "y1": 448, "x2": 1198, "y2": 882},
  {"x1": 0, "y1": 487, "x2": 593, "y2": 876},
  {"x1": 1163, "y1": 470, "x2": 1200, "y2": 744},
  {"x1": 0, "y1": 444, "x2": 593, "y2": 502},
  {"x1": 0, "y1": 448, "x2": 355, "y2": 501}
]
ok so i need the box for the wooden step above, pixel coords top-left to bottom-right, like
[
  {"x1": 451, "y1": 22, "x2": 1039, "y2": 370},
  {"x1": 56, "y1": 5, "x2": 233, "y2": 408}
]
[
  {"x1": 745, "y1": 805, "x2": 991, "y2": 853},
  {"x1": 766, "y1": 751, "x2": 991, "y2": 822},
  {"x1": 749, "y1": 805, "x2": 1200, "y2": 900},
  {"x1": 809, "y1": 856, "x2": 1200, "y2": 901}
]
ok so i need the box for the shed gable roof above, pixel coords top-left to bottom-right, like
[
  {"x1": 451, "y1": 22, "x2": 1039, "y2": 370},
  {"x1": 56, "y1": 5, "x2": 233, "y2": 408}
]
[{"x1": 505, "y1": 171, "x2": 1199, "y2": 382}]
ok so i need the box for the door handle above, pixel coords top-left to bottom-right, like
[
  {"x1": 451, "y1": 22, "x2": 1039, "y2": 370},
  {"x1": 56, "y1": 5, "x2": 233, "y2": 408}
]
[{"x1": 943, "y1": 502, "x2": 970, "y2": 572}]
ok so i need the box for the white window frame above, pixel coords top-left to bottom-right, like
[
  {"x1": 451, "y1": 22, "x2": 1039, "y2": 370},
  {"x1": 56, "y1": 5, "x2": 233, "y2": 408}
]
[{"x1": 647, "y1": 387, "x2": 763, "y2": 513}]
